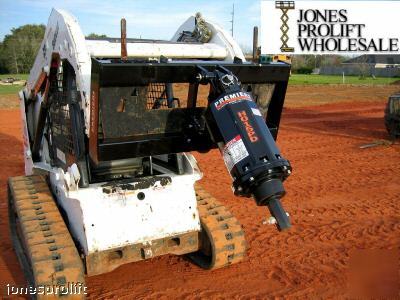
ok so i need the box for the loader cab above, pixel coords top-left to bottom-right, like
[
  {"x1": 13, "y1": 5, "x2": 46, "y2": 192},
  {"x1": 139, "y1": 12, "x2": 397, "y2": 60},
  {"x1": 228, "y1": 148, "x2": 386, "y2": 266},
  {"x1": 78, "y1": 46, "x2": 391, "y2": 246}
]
[{"x1": 31, "y1": 58, "x2": 92, "y2": 186}]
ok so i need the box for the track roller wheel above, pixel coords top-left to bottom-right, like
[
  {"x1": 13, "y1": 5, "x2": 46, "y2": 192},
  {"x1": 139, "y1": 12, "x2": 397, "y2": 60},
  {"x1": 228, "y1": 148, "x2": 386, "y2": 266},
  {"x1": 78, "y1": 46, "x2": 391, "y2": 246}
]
[
  {"x1": 188, "y1": 185, "x2": 247, "y2": 270},
  {"x1": 8, "y1": 175, "x2": 85, "y2": 299}
]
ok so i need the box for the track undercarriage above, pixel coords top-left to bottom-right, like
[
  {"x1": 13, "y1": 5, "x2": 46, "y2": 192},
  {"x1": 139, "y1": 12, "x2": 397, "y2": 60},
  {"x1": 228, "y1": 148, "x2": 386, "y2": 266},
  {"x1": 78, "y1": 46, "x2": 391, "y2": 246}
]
[
  {"x1": 8, "y1": 176, "x2": 84, "y2": 299},
  {"x1": 8, "y1": 175, "x2": 247, "y2": 299}
]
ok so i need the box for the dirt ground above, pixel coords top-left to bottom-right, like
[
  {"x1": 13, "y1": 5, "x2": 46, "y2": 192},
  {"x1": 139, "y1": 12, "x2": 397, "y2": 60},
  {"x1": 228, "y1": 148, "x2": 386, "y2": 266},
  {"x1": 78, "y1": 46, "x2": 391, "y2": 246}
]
[{"x1": 0, "y1": 85, "x2": 399, "y2": 299}]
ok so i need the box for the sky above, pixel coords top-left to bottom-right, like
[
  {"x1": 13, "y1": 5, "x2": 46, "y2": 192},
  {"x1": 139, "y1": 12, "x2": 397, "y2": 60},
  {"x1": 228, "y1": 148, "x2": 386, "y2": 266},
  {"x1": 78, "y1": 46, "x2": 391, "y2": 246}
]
[{"x1": 0, "y1": 0, "x2": 260, "y2": 49}]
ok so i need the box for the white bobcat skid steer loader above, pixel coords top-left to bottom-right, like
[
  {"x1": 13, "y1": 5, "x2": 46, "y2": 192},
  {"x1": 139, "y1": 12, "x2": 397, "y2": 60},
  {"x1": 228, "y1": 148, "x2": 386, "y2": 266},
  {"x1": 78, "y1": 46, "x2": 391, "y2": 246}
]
[{"x1": 8, "y1": 9, "x2": 292, "y2": 299}]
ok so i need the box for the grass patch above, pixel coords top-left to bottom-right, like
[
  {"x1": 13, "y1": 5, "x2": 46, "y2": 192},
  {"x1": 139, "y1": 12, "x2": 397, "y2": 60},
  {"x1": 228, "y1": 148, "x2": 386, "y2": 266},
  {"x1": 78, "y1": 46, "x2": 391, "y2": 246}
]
[
  {"x1": 289, "y1": 74, "x2": 399, "y2": 85},
  {"x1": 0, "y1": 85, "x2": 23, "y2": 95},
  {"x1": 0, "y1": 74, "x2": 29, "y2": 80},
  {"x1": 0, "y1": 74, "x2": 28, "y2": 95},
  {"x1": 0, "y1": 73, "x2": 398, "y2": 95}
]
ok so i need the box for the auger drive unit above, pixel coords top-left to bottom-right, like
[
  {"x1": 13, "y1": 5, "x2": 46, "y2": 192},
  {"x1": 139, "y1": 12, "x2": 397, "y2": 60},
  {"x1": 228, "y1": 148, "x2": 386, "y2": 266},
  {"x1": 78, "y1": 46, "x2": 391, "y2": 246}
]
[{"x1": 8, "y1": 9, "x2": 292, "y2": 298}]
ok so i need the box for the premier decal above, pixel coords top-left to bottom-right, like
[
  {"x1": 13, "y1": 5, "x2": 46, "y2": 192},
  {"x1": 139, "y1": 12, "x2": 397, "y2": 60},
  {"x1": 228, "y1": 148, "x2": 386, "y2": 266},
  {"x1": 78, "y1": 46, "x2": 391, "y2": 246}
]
[{"x1": 214, "y1": 92, "x2": 252, "y2": 110}]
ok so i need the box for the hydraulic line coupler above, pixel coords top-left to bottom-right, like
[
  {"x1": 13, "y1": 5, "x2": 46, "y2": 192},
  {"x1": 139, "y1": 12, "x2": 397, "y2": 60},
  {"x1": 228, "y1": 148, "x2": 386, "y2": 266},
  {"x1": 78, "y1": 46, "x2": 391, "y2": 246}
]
[{"x1": 197, "y1": 65, "x2": 292, "y2": 231}]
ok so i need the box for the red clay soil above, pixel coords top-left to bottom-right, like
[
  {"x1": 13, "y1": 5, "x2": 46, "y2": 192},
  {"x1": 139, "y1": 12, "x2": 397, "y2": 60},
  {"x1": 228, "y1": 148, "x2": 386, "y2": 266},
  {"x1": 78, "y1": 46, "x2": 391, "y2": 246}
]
[{"x1": 0, "y1": 86, "x2": 399, "y2": 299}]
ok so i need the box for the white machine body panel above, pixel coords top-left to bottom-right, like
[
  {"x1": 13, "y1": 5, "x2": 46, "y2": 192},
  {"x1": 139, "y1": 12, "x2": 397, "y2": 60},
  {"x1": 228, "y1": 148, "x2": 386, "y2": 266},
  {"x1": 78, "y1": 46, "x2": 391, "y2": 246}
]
[
  {"x1": 27, "y1": 9, "x2": 92, "y2": 135},
  {"x1": 171, "y1": 16, "x2": 246, "y2": 62},
  {"x1": 47, "y1": 153, "x2": 202, "y2": 254}
]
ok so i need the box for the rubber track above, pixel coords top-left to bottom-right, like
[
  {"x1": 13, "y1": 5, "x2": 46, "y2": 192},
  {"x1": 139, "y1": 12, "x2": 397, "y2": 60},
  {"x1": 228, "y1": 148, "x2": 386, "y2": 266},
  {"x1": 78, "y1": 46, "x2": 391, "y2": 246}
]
[
  {"x1": 8, "y1": 175, "x2": 85, "y2": 300},
  {"x1": 189, "y1": 185, "x2": 247, "y2": 269}
]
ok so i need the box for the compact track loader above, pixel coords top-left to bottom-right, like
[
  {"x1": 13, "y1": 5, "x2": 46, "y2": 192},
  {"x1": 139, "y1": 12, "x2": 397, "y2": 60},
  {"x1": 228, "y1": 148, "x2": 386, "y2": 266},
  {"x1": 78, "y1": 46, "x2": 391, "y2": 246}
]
[{"x1": 8, "y1": 9, "x2": 292, "y2": 298}]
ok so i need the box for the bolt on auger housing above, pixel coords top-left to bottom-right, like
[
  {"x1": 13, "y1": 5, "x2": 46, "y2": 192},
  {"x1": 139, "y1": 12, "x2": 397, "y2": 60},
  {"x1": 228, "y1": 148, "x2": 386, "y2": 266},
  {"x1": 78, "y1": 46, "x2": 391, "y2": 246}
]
[{"x1": 197, "y1": 65, "x2": 292, "y2": 231}]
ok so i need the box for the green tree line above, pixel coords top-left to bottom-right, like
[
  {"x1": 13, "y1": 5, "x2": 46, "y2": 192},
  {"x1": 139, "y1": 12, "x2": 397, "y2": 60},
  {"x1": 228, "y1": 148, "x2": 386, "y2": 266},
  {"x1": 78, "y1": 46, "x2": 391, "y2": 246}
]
[
  {"x1": 0, "y1": 24, "x2": 46, "y2": 74},
  {"x1": 0, "y1": 24, "x2": 346, "y2": 75},
  {"x1": 0, "y1": 24, "x2": 109, "y2": 74},
  {"x1": 291, "y1": 55, "x2": 346, "y2": 74}
]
